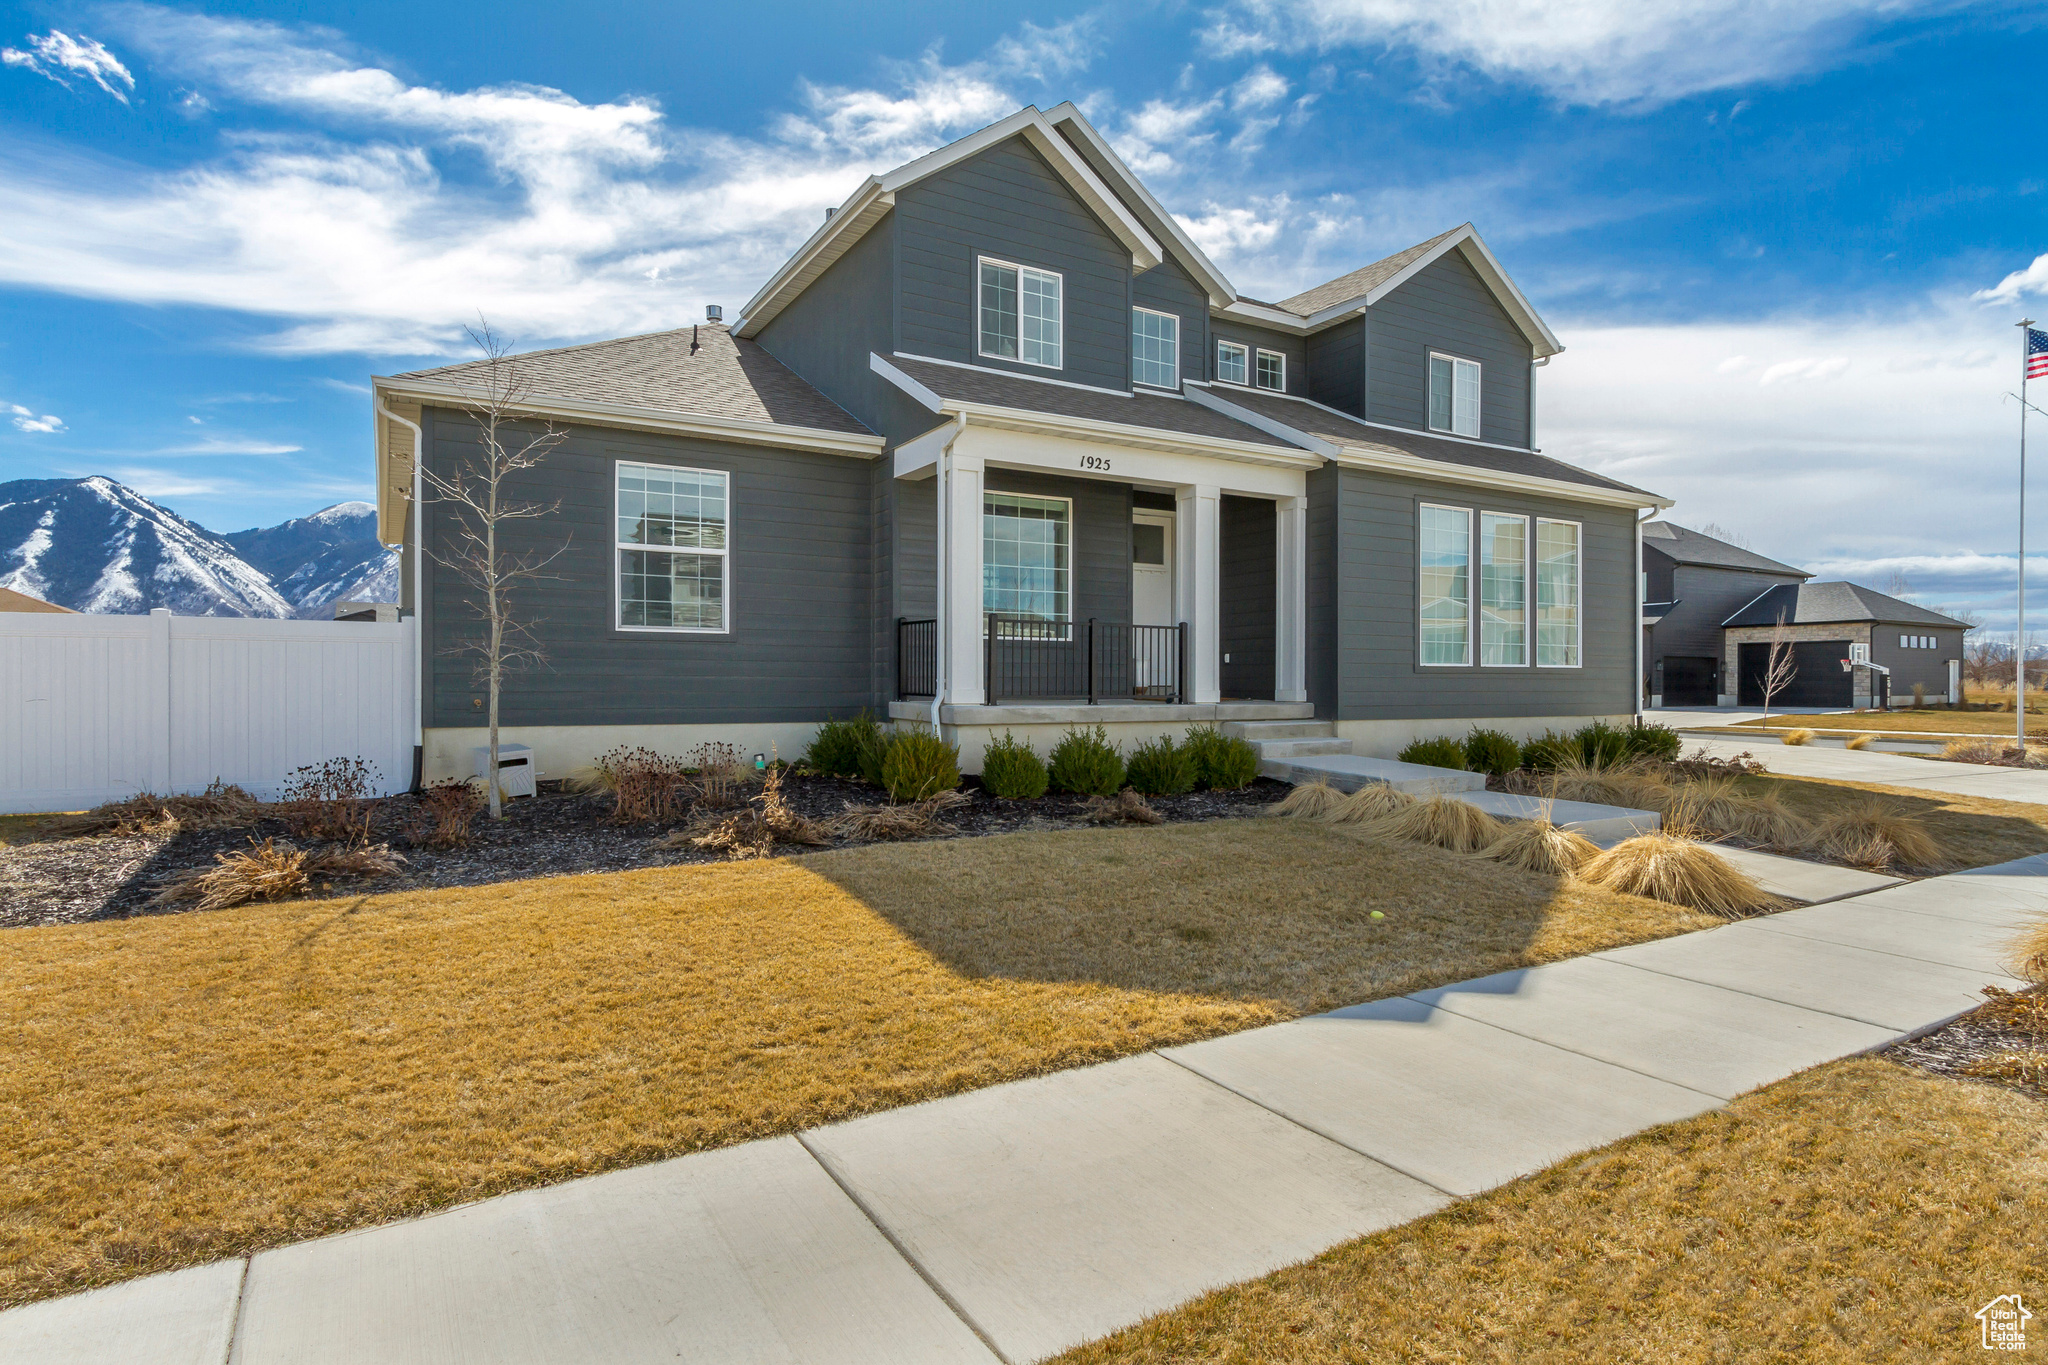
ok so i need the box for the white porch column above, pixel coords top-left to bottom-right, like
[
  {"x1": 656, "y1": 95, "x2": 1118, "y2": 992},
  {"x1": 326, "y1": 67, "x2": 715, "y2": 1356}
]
[
  {"x1": 941, "y1": 452, "x2": 985, "y2": 707},
  {"x1": 1274, "y1": 495, "x2": 1307, "y2": 703},
  {"x1": 1175, "y1": 483, "x2": 1222, "y2": 705}
]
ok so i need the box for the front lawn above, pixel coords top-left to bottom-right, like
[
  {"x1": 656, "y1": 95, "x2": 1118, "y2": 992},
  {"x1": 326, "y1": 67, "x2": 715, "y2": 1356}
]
[
  {"x1": 1739, "y1": 772, "x2": 2048, "y2": 870},
  {"x1": 0, "y1": 818, "x2": 1709, "y2": 1309},
  {"x1": 1054, "y1": 1058, "x2": 2046, "y2": 1364},
  {"x1": 1714, "y1": 709, "x2": 2048, "y2": 738}
]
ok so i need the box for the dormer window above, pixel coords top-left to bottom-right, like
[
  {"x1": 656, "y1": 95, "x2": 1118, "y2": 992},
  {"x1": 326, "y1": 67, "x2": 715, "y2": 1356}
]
[
  {"x1": 1429, "y1": 352, "x2": 1481, "y2": 438},
  {"x1": 979, "y1": 258, "x2": 1063, "y2": 369},
  {"x1": 1216, "y1": 339, "x2": 1249, "y2": 385},
  {"x1": 1131, "y1": 308, "x2": 1179, "y2": 388}
]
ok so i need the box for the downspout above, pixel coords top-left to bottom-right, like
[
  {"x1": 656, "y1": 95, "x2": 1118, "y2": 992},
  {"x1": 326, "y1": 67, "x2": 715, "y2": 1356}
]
[
  {"x1": 377, "y1": 397, "x2": 427, "y2": 783},
  {"x1": 931, "y1": 411, "x2": 969, "y2": 732},
  {"x1": 1635, "y1": 506, "x2": 1651, "y2": 718}
]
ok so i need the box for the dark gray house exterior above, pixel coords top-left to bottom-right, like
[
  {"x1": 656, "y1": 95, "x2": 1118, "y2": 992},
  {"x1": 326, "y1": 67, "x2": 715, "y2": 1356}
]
[
  {"x1": 1721, "y1": 583, "x2": 1970, "y2": 709},
  {"x1": 1641, "y1": 522, "x2": 1810, "y2": 707},
  {"x1": 370, "y1": 105, "x2": 1670, "y2": 781}
]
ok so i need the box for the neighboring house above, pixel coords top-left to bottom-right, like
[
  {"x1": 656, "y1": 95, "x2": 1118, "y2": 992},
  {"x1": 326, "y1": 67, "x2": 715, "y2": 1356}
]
[
  {"x1": 369, "y1": 104, "x2": 1671, "y2": 782},
  {"x1": 0, "y1": 586, "x2": 74, "y2": 613},
  {"x1": 1720, "y1": 582, "x2": 1970, "y2": 708},
  {"x1": 1640, "y1": 521, "x2": 1809, "y2": 707}
]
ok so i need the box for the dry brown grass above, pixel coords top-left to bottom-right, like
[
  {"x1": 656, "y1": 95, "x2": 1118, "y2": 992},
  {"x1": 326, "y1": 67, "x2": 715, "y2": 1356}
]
[
  {"x1": 1722, "y1": 706, "x2": 2048, "y2": 737},
  {"x1": 1268, "y1": 781, "x2": 1346, "y2": 820},
  {"x1": 1480, "y1": 818, "x2": 1599, "y2": 876},
  {"x1": 2009, "y1": 916, "x2": 2048, "y2": 983},
  {"x1": 1779, "y1": 727, "x2": 1816, "y2": 745},
  {"x1": 1845, "y1": 732, "x2": 1876, "y2": 750},
  {"x1": 1370, "y1": 795, "x2": 1504, "y2": 853},
  {"x1": 1580, "y1": 834, "x2": 1782, "y2": 917},
  {"x1": 820, "y1": 788, "x2": 971, "y2": 841},
  {"x1": 1739, "y1": 772, "x2": 2048, "y2": 871},
  {"x1": 1806, "y1": 798, "x2": 1945, "y2": 872},
  {"x1": 671, "y1": 765, "x2": 830, "y2": 858},
  {"x1": 1053, "y1": 1060, "x2": 2048, "y2": 1365},
  {"x1": 1081, "y1": 790, "x2": 1165, "y2": 824},
  {"x1": 1327, "y1": 783, "x2": 1418, "y2": 826},
  {"x1": 149, "y1": 838, "x2": 406, "y2": 911},
  {"x1": 0, "y1": 820, "x2": 1712, "y2": 1309},
  {"x1": 35, "y1": 782, "x2": 262, "y2": 839}
]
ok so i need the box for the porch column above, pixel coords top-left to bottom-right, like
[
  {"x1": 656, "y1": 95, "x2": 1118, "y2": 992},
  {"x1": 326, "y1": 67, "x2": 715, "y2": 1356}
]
[
  {"x1": 1175, "y1": 483, "x2": 1221, "y2": 705},
  {"x1": 942, "y1": 452, "x2": 985, "y2": 707},
  {"x1": 1275, "y1": 495, "x2": 1307, "y2": 702}
]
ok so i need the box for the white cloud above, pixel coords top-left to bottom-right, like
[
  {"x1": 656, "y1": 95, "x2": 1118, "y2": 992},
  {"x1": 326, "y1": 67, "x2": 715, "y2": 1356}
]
[
  {"x1": 7, "y1": 403, "x2": 65, "y2": 433},
  {"x1": 1977, "y1": 250, "x2": 2048, "y2": 304},
  {"x1": 2, "y1": 30, "x2": 135, "y2": 102},
  {"x1": 1230, "y1": 64, "x2": 1290, "y2": 111},
  {"x1": 1198, "y1": 0, "x2": 1963, "y2": 106},
  {"x1": 150, "y1": 436, "x2": 305, "y2": 456}
]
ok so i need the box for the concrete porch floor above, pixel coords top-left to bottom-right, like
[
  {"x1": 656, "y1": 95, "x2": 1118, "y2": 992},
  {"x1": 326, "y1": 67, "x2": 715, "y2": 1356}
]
[{"x1": 888, "y1": 700, "x2": 1315, "y2": 726}]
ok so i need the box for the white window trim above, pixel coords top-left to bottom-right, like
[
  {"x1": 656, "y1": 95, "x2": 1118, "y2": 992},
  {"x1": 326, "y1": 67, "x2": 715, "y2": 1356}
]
[
  {"x1": 1255, "y1": 348, "x2": 1286, "y2": 392},
  {"x1": 1534, "y1": 515, "x2": 1583, "y2": 669},
  {"x1": 1477, "y1": 510, "x2": 1530, "y2": 668},
  {"x1": 983, "y1": 490, "x2": 1076, "y2": 632},
  {"x1": 976, "y1": 255, "x2": 1065, "y2": 371},
  {"x1": 1215, "y1": 338, "x2": 1250, "y2": 386},
  {"x1": 1428, "y1": 350, "x2": 1483, "y2": 439},
  {"x1": 1131, "y1": 305, "x2": 1180, "y2": 389},
  {"x1": 614, "y1": 459, "x2": 731, "y2": 635},
  {"x1": 1419, "y1": 501, "x2": 1473, "y2": 668}
]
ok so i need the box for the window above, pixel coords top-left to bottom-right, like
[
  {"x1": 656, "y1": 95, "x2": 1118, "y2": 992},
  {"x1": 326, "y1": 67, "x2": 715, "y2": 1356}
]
[
  {"x1": 1479, "y1": 512, "x2": 1528, "y2": 666},
  {"x1": 1132, "y1": 308, "x2": 1179, "y2": 388},
  {"x1": 1216, "y1": 339, "x2": 1249, "y2": 385},
  {"x1": 1536, "y1": 518, "x2": 1581, "y2": 667},
  {"x1": 1901, "y1": 634, "x2": 1909, "y2": 649},
  {"x1": 1428, "y1": 352, "x2": 1482, "y2": 438},
  {"x1": 1132, "y1": 521, "x2": 1166, "y2": 565},
  {"x1": 617, "y1": 462, "x2": 727, "y2": 631},
  {"x1": 1420, "y1": 504, "x2": 1471, "y2": 666},
  {"x1": 979, "y1": 259, "x2": 1062, "y2": 368},
  {"x1": 1255, "y1": 349, "x2": 1285, "y2": 391},
  {"x1": 984, "y1": 493, "x2": 1070, "y2": 623}
]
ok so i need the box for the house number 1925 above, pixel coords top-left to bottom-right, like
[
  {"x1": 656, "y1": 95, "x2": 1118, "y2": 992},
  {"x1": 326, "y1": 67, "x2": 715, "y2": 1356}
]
[{"x1": 1078, "y1": 455, "x2": 1112, "y2": 472}]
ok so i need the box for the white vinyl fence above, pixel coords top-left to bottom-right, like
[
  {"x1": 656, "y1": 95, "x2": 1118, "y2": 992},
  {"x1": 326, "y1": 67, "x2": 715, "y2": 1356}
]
[{"x1": 0, "y1": 609, "x2": 417, "y2": 814}]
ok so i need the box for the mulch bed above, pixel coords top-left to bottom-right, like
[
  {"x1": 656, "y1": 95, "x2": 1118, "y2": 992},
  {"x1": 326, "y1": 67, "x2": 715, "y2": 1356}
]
[
  {"x1": 1885, "y1": 986, "x2": 2047, "y2": 1101},
  {"x1": 0, "y1": 773, "x2": 1290, "y2": 930}
]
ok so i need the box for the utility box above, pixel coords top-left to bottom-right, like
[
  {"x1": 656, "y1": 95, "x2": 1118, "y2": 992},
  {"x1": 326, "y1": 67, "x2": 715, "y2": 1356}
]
[{"x1": 473, "y1": 743, "x2": 536, "y2": 800}]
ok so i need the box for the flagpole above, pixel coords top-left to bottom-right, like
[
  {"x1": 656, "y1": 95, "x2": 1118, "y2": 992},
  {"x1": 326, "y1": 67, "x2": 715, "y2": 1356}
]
[{"x1": 2022, "y1": 318, "x2": 2035, "y2": 751}]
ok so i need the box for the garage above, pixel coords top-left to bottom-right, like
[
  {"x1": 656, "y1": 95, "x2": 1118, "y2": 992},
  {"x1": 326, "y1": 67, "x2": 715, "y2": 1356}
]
[
  {"x1": 1658, "y1": 656, "x2": 1719, "y2": 706},
  {"x1": 1736, "y1": 641, "x2": 1853, "y2": 708}
]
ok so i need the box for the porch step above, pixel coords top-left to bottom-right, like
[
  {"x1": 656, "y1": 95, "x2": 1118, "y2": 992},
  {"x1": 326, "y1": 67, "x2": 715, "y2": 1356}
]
[
  {"x1": 1255, "y1": 738, "x2": 1353, "y2": 759},
  {"x1": 1221, "y1": 719, "x2": 1334, "y2": 742},
  {"x1": 1263, "y1": 754, "x2": 1486, "y2": 795}
]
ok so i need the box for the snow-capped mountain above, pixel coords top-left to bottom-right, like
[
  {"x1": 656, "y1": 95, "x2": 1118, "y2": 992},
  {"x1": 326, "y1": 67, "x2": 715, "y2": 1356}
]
[{"x1": 0, "y1": 478, "x2": 398, "y2": 618}]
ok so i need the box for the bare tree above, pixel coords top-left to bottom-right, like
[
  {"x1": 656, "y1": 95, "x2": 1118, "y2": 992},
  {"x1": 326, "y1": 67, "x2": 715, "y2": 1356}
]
[
  {"x1": 1689, "y1": 521, "x2": 1753, "y2": 550},
  {"x1": 420, "y1": 322, "x2": 570, "y2": 819},
  {"x1": 1757, "y1": 610, "x2": 1798, "y2": 725},
  {"x1": 1882, "y1": 567, "x2": 1914, "y2": 599}
]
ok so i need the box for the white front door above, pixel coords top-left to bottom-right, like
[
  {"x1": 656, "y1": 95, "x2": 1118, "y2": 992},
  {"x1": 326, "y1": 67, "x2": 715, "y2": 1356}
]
[{"x1": 1132, "y1": 511, "x2": 1174, "y2": 626}]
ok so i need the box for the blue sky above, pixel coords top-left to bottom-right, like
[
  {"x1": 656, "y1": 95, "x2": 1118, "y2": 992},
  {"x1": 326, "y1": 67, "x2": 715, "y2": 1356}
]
[{"x1": 2, "y1": 0, "x2": 2046, "y2": 623}]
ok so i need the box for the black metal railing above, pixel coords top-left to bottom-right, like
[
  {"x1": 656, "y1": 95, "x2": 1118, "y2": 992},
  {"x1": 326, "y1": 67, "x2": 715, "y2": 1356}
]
[
  {"x1": 984, "y1": 615, "x2": 1184, "y2": 705},
  {"x1": 896, "y1": 617, "x2": 937, "y2": 699}
]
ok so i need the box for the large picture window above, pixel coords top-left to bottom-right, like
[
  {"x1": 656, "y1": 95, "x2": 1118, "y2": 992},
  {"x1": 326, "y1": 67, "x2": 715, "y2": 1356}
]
[
  {"x1": 1479, "y1": 512, "x2": 1528, "y2": 666},
  {"x1": 617, "y1": 462, "x2": 727, "y2": 632},
  {"x1": 1428, "y1": 352, "x2": 1482, "y2": 438},
  {"x1": 1420, "y1": 503, "x2": 1471, "y2": 666},
  {"x1": 1536, "y1": 518, "x2": 1582, "y2": 667},
  {"x1": 984, "y1": 493, "x2": 1070, "y2": 623},
  {"x1": 1132, "y1": 307, "x2": 1180, "y2": 388},
  {"x1": 979, "y1": 258, "x2": 1063, "y2": 368}
]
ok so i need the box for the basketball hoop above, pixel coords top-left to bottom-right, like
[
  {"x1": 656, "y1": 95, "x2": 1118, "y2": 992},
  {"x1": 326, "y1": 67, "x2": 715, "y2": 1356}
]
[{"x1": 1840, "y1": 658, "x2": 1853, "y2": 672}]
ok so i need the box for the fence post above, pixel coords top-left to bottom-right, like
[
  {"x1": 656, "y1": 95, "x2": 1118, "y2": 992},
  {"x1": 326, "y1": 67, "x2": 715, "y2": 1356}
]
[
  {"x1": 1176, "y1": 622, "x2": 1187, "y2": 705},
  {"x1": 150, "y1": 608, "x2": 174, "y2": 794},
  {"x1": 984, "y1": 618, "x2": 995, "y2": 706}
]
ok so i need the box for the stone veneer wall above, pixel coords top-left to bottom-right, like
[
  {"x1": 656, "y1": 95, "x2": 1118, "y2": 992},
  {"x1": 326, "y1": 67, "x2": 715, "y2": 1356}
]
[{"x1": 1720, "y1": 622, "x2": 1875, "y2": 707}]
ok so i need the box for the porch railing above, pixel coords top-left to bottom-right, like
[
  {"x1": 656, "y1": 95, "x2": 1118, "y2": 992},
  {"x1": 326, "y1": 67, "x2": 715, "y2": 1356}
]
[
  {"x1": 896, "y1": 617, "x2": 937, "y2": 699},
  {"x1": 985, "y1": 615, "x2": 1184, "y2": 706}
]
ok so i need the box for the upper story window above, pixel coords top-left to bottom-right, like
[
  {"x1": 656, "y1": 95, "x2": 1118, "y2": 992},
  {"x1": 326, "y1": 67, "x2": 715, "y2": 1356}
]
[
  {"x1": 979, "y1": 258, "x2": 1062, "y2": 369},
  {"x1": 1428, "y1": 352, "x2": 1482, "y2": 438},
  {"x1": 617, "y1": 461, "x2": 728, "y2": 633},
  {"x1": 1216, "y1": 339, "x2": 1249, "y2": 385},
  {"x1": 1255, "y1": 349, "x2": 1285, "y2": 391},
  {"x1": 1132, "y1": 308, "x2": 1180, "y2": 388}
]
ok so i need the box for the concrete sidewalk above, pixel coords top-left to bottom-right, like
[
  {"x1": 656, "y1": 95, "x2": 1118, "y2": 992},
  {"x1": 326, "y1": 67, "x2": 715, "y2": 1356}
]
[
  {"x1": 1684, "y1": 734, "x2": 2048, "y2": 804},
  {"x1": 5, "y1": 859, "x2": 2039, "y2": 1365}
]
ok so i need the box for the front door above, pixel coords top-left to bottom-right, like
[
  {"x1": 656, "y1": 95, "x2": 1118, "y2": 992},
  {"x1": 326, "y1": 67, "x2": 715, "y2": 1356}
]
[{"x1": 1132, "y1": 512, "x2": 1175, "y2": 695}]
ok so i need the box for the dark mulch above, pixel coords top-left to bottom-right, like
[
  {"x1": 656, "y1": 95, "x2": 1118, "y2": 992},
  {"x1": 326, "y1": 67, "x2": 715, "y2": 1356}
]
[
  {"x1": 0, "y1": 773, "x2": 1289, "y2": 930},
  {"x1": 1885, "y1": 985, "x2": 2048, "y2": 1101}
]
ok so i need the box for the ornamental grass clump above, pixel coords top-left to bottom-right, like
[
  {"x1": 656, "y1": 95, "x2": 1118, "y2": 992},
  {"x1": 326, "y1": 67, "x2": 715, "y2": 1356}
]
[
  {"x1": 1482, "y1": 817, "x2": 1600, "y2": 877},
  {"x1": 1370, "y1": 796, "x2": 1503, "y2": 854},
  {"x1": 802, "y1": 713, "x2": 881, "y2": 780},
  {"x1": 1183, "y1": 725, "x2": 1261, "y2": 790},
  {"x1": 1048, "y1": 724, "x2": 1125, "y2": 796},
  {"x1": 1845, "y1": 733, "x2": 1877, "y2": 750},
  {"x1": 1780, "y1": 728, "x2": 1816, "y2": 747},
  {"x1": 1328, "y1": 783, "x2": 1418, "y2": 826},
  {"x1": 1082, "y1": 790, "x2": 1164, "y2": 825},
  {"x1": 879, "y1": 730, "x2": 961, "y2": 803},
  {"x1": 1579, "y1": 835, "x2": 1779, "y2": 918},
  {"x1": 37, "y1": 781, "x2": 263, "y2": 840},
  {"x1": 1125, "y1": 735, "x2": 1197, "y2": 796},
  {"x1": 824, "y1": 789, "x2": 970, "y2": 841},
  {"x1": 1268, "y1": 781, "x2": 1346, "y2": 820},
  {"x1": 1462, "y1": 727, "x2": 1523, "y2": 777},
  {"x1": 677, "y1": 764, "x2": 829, "y2": 859},
  {"x1": 979, "y1": 731, "x2": 1049, "y2": 799},
  {"x1": 1398, "y1": 736, "x2": 1468, "y2": 770},
  {"x1": 150, "y1": 837, "x2": 406, "y2": 912},
  {"x1": 1806, "y1": 799, "x2": 1943, "y2": 871}
]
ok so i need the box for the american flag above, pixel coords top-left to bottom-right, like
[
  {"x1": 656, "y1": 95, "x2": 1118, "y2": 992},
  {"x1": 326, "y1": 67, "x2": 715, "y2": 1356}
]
[{"x1": 2031, "y1": 326, "x2": 2048, "y2": 381}]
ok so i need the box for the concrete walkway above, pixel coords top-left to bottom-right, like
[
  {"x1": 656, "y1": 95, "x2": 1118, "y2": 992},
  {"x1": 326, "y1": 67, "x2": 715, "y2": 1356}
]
[
  {"x1": 1685, "y1": 734, "x2": 2048, "y2": 804},
  {"x1": 5, "y1": 859, "x2": 2038, "y2": 1365}
]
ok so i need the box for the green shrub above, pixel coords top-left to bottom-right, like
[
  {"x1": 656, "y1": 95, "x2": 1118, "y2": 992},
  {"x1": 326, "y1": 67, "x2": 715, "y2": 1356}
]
[
  {"x1": 855, "y1": 725, "x2": 892, "y2": 786},
  {"x1": 1125, "y1": 735, "x2": 1197, "y2": 796},
  {"x1": 1399, "y1": 736, "x2": 1468, "y2": 770},
  {"x1": 879, "y1": 729, "x2": 961, "y2": 802},
  {"x1": 1574, "y1": 719, "x2": 1633, "y2": 767},
  {"x1": 979, "y1": 730, "x2": 1049, "y2": 800},
  {"x1": 1522, "y1": 730, "x2": 1578, "y2": 770},
  {"x1": 1622, "y1": 721, "x2": 1682, "y2": 763},
  {"x1": 803, "y1": 713, "x2": 880, "y2": 780},
  {"x1": 1048, "y1": 724, "x2": 1126, "y2": 796},
  {"x1": 1184, "y1": 724, "x2": 1261, "y2": 790},
  {"x1": 1463, "y1": 727, "x2": 1523, "y2": 777}
]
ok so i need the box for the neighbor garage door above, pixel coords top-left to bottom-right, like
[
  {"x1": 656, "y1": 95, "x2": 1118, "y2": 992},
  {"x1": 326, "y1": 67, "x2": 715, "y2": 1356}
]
[
  {"x1": 1737, "y1": 641, "x2": 1853, "y2": 708},
  {"x1": 1659, "y1": 656, "x2": 1719, "y2": 706}
]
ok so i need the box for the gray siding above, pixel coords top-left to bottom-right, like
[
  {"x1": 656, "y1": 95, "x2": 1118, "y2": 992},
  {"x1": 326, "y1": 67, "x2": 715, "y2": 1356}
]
[
  {"x1": 895, "y1": 137, "x2": 1132, "y2": 392},
  {"x1": 1644, "y1": 544, "x2": 1676, "y2": 603},
  {"x1": 1364, "y1": 251, "x2": 1532, "y2": 448},
  {"x1": 1327, "y1": 467, "x2": 1635, "y2": 720},
  {"x1": 1209, "y1": 319, "x2": 1303, "y2": 396},
  {"x1": 755, "y1": 211, "x2": 897, "y2": 432},
  {"x1": 1305, "y1": 317, "x2": 1364, "y2": 417},
  {"x1": 1132, "y1": 256, "x2": 1209, "y2": 389},
  {"x1": 1649, "y1": 563, "x2": 1804, "y2": 681},
  {"x1": 420, "y1": 407, "x2": 875, "y2": 729},
  {"x1": 1306, "y1": 462, "x2": 1341, "y2": 718},
  {"x1": 1871, "y1": 626, "x2": 1967, "y2": 701},
  {"x1": 1220, "y1": 494, "x2": 1276, "y2": 698}
]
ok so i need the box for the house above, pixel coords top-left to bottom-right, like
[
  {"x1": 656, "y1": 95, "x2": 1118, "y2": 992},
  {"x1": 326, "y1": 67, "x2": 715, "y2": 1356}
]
[
  {"x1": 1720, "y1": 582, "x2": 1971, "y2": 708},
  {"x1": 369, "y1": 104, "x2": 1671, "y2": 782},
  {"x1": 1640, "y1": 521, "x2": 1809, "y2": 707}
]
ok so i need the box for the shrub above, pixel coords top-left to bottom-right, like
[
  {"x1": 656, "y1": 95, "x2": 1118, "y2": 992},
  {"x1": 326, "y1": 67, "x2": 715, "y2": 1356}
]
[
  {"x1": 1521, "y1": 730, "x2": 1579, "y2": 771},
  {"x1": 880, "y1": 729, "x2": 962, "y2": 802},
  {"x1": 1622, "y1": 722, "x2": 1682, "y2": 763},
  {"x1": 803, "y1": 714, "x2": 880, "y2": 780},
  {"x1": 856, "y1": 726, "x2": 893, "y2": 787},
  {"x1": 689, "y1": 742, "x2": 749, "y2": 808},
  {"x1": 278, "y1": 757, "x2": 378, "y2": 842},
  {"x1": 595, "y1": 746, "x2": 691, "y2": 825},
  {"x1": 1399, "y1": 736, "x2": 1468, "y2": 770},
  {"x1": 980, "y1": 731, "x2": 1050, "y2": 800},
  {"x1": 1048, "y1": 725, "x2": 1125, "y2": 796},
  {"x1": 404, "y1": 780, "x2": 483, "y2": 849},
  {"x1": 1462, "y1": 727, "x2": 1523, "y2": 776},
  {"x1": 1574, "y1": 720, "x2": 1634, "y2": 767},
  {"x1": 1183, "y1": 725, "x2": 1261, "y2": 790},
  {"x1": 1126, "y1": 735, "x2": 1197, "y2": 796},
  {"x1": 1912, "y1": 682, "x2": 1927, "y2": 707}
]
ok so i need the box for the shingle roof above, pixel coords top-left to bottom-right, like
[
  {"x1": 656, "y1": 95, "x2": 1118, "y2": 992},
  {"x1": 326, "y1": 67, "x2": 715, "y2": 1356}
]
[
  {"x1": 396, "y1": 325, "x2": 873, "y2": 435},
  {"x1": 879, "y1": 356, "x2": 1301, "y2": 449},
  {"x1": 1642, "y1": 521, "x2": 1809, "y2": 578},
  {"x1": 1193, "y1": 385, "x2": 1661, "y2": 499},
  {"x1": 1722, "y1": 582, "x2": 1972, "y2": 629},
  {"x1": 1273, "y1": 226, "x2": 1466, "y2": 317}
]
